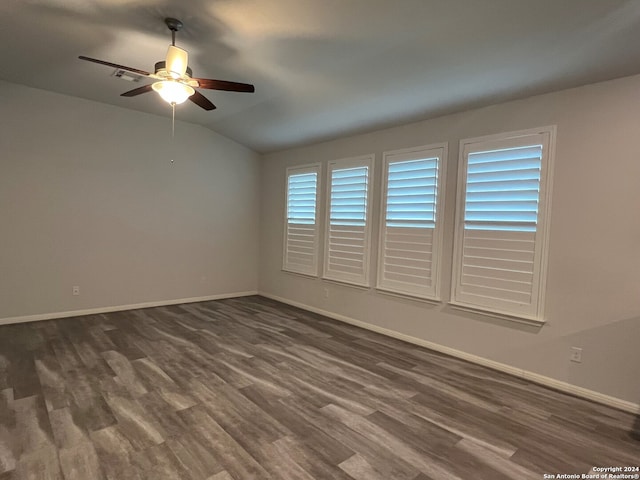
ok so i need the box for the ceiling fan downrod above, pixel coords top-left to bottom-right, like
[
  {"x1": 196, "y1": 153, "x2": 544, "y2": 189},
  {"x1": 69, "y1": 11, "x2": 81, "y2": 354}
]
[{"x1": 164, "y1": 17, "x2": 183, "y2": 46}]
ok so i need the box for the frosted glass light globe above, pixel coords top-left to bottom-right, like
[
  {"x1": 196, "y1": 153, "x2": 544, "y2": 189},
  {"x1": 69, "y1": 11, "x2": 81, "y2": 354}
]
[{"x1": 152, "y1": 81, "x2": 195, "y2": 105}]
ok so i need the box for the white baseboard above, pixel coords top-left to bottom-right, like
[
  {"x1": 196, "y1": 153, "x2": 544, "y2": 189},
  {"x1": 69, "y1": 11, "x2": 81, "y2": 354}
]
[
  {"x1": 0, "y1": 290, "x2": 258, "y2": 326},
  {"x1": 259, "y1": 292, "x2": 640, "y2": 414}
]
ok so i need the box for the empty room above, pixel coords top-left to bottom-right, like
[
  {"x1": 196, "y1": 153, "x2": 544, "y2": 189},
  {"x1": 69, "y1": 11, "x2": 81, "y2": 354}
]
[{"x1": 1, "y1": 1, "x2": 639, "y2": 479}]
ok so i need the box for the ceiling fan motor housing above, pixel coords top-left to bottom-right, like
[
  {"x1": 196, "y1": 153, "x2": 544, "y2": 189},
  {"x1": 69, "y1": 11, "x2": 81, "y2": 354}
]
[{"x1": 155, "y1": 61, "x2": 193, "y2": 78}]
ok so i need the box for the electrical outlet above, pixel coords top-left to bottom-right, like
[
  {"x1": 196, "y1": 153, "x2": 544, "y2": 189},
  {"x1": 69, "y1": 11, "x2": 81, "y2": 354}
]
[
  {"x1": 323, "y1": 288, "x2": 329, "y2": 299},
  {"x1": 72, "y1": 286, "x2": 80, "y2": 296},
  {"x1": 570, "y1": 347, "x2": 582, "y2": 363}
]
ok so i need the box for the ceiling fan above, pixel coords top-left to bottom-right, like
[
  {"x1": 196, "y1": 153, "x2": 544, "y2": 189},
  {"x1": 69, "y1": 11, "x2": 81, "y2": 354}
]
[{"x1": 79, "y1": 17, "x2": 255, "y2": 111}]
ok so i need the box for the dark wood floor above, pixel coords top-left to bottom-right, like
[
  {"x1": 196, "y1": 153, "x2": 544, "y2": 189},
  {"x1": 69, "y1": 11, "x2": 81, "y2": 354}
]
[{"x1": 0, "y1": 296, "x2": 638, "y2": 480}]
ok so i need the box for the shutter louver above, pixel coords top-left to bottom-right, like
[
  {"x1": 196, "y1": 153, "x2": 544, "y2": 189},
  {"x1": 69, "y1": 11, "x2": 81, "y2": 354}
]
[
  {"x1": 460, "y1": 229, "x2": 536, "y2": 305},
  {"x1": 378, "y1": 147, "x2": 445, "y2": 300},
  {"x1": 452, "y1": 129, "x2": 554, "y2": 321},
  {"x1": 283, "y1": 167, "x2": 320, "y2": 276},
  {"x1": 324, "y1": 157, "x2": 373, "y2": 286},
  {"x1": 465, "y1": 146, "x2": 542, "y2": 232}
]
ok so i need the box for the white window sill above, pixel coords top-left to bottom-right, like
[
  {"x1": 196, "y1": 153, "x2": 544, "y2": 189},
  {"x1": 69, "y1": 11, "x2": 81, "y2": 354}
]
[
  {"x1": 321, "y1": 277, "x2": 370, "y2": 291},
  {"x1": 281, "y1": 269, "x2": 318, "y2": 279},
  {"x1": 448, "y1": 302, "x2": 546, "y2": 327},
  {"x1": 375, "y1": 288, "x2": 441, "y2": 305}
]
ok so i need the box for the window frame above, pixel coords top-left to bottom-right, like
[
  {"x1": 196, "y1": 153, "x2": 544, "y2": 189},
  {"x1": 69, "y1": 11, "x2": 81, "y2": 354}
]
[
  {"x1": 323, "y1": 154, "x2": 375, "y2": 287},
  {"x1": 282, "y1": 163, "x2": 322, "y2": 277},
  {"x1": 377, "y1": 143, "x2": 448, "y2": 301},
  {"x1": 451, "y1": 126, "x2": 556, "y2": 323}
]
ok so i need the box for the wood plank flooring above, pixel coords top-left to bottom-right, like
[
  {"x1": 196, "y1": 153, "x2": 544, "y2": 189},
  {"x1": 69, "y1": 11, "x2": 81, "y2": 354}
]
[{"x1": 0, "y1": 295, "x2": 638, "y2": 479}]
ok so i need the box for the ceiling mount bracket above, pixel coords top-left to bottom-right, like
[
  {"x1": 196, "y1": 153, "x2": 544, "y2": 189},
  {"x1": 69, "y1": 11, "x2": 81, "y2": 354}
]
[
  {"x1": 165, "y1": 17, "x2": 183, "y2": 45},
  {"x1": 164, "y1": 18, "x2": 183, "y2": 32}
]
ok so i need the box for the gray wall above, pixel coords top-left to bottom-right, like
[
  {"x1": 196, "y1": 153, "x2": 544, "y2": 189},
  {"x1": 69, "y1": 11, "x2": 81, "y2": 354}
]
[
  {"x1": 259, "y1": 74, "x2": 640, "y2": 404},
  {"x1": 0, "y1": 80, "x2": 260, "y2": 320}
]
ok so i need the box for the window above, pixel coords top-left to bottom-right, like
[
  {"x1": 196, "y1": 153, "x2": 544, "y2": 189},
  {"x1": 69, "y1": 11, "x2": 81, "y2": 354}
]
[
  {"x1": 323, "y1": 155, "x2": 374, "y2": 286},
  {"x1": 451, "y1": 127, "x2": 555, "y2": 321},
  {"x1": 283, "y1": 164, "x2": 321, "y2": 276},
  {"x1": 377, "y1": 144, "x2": 447, "y2": 300}
]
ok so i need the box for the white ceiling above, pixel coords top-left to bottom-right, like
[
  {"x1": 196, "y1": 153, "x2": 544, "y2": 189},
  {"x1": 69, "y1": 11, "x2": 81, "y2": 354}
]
[{"x1": 3, "y1": 0, "x2": 640, "y2": 153}]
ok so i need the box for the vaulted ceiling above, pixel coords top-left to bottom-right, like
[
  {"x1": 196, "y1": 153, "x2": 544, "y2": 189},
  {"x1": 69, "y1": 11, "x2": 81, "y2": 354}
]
[{"x1": 3, "y1": 0, "x2": 640, "y2": 152}]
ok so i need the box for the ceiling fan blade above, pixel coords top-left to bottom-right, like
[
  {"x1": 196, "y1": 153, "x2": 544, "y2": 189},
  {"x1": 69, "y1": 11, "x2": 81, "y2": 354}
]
[
  {"x1": 189, "y1": 91, "x2": 217, "y2": 111},
  {"x1": 195, "y1": 78, "x2": 255, "y2": 93},
  {"x1": 120, "y1": 84, "x2": 153, "y2": 97},
  {"x1": 78, "y1": 56, "x2": 151, "y2": 77}
]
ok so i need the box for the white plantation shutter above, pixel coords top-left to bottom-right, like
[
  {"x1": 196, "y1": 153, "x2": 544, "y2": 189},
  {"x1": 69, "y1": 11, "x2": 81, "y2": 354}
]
[
  {"x1": 283, "y1": 165, "x2": 320, "y2": 276},
  {"x1": 377, "y1": 144, "x2": 447, "y2": 300},
  {"x1": 323, "y1": 155, "x2": 374, "y2": 286},
  {"x1": 452, "y1": 128, "x2": 554, "y2": 321}
]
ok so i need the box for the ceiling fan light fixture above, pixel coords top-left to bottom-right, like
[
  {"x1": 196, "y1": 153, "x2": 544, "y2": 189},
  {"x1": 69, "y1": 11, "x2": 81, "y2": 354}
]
[
  {"x1": 152, "y1": 80, "x2": 195, "y2": 105},
  {"x1": 165, "y1": 45, "x2": 188, "y2": 78}
]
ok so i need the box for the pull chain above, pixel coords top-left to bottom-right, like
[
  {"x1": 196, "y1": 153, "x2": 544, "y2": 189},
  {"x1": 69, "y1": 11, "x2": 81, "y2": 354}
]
[
  {"x1": 170, "y1": 102, "x2": 175, "y2": 163},
  {"x1": 171, "y1": 102, "x2": 175, "y2": 138}
]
